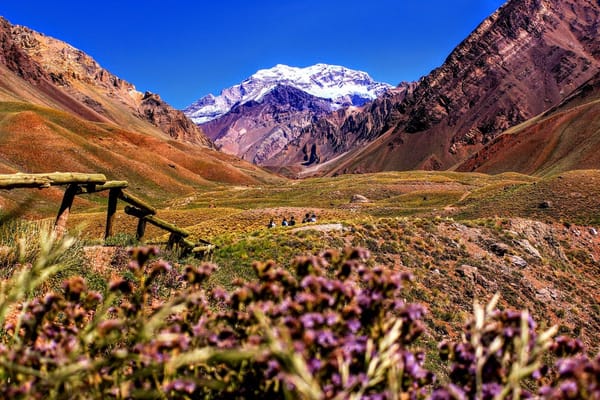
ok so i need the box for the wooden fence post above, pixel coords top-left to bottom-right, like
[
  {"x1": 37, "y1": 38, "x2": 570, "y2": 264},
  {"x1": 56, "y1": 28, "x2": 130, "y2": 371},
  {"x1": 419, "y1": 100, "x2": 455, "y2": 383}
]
[
  {"x1": 55, "y1": 184, "x2": 79, "y2": 239},
  {"x1": 167, "y1": 233, "x2": 182, "y2": 251},
  {"x1": 136, "y1": 219, "x2": 148, "y2": 243},
  {"x1": 105, "y1": 188, "x2": 120, "y2": 240}
]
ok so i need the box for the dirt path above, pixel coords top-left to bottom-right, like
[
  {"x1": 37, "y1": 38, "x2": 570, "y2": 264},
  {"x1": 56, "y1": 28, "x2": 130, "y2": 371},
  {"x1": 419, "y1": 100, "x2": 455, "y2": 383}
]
[
  {"x1": 291, "y1": 223, "x2": 344, "y2": 233},
  {"x1": 444, "y1": 190, "x2": 472, "y2": 212}
]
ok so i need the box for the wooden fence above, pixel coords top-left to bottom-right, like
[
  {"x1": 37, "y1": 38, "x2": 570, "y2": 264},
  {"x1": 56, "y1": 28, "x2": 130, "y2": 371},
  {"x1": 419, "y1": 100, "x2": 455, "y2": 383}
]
[{"x1": 0, "y1": 172, "x2": 214, "y2": 257}]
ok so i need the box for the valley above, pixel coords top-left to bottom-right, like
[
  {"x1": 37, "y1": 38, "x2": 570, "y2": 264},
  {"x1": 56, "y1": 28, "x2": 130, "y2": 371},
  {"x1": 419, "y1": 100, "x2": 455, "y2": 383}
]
[
  {"x1": 0, "y1": 0, "x2": 599, "y2": 396},
  {"x1": 46, "y1": 169, "x2": 599, "y2": 355}
]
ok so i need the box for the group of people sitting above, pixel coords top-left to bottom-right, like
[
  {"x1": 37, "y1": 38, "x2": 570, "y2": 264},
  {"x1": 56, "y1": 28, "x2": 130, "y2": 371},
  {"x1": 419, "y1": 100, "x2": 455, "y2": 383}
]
[{"x1": 268, "y1": 212, "x2": 317, "y2": 228}]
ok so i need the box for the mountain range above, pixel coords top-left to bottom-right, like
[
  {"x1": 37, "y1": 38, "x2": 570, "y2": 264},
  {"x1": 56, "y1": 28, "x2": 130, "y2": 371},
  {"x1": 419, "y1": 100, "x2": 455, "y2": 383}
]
[
  {"x1": 0, "y1": 16, "x2": 278, "y2": 210},
  {"x1": 315, "y1": 0, "x2": 600, "y2": 176},
  {"x1": 0, "y1": 0, "x2": 599, "y2": 198},
  {"x1": 182, "y1": 0, "x2": 600, "y2": 177},
  {"x1": 185, "y1": 64, "x2": 393, "y2": 124},
  {"x1": 184, "y1": 64, "x2": 393, "y2": 168}
]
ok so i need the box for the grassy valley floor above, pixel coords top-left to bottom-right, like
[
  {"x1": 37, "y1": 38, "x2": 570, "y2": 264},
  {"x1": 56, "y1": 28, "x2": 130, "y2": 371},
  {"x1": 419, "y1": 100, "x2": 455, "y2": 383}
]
[
  {"x1": 2, "y1": 169, "x2": 600, "y2": 386},
  {"x1": 47, "y1": 170, "x2": 599, "y2": 354}
]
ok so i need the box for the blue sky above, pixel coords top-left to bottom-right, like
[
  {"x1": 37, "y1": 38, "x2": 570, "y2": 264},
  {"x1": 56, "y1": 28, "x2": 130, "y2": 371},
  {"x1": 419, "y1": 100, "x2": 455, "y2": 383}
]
[{"x1": 2, "y1": 1, "x2": 506, "y2": 109}]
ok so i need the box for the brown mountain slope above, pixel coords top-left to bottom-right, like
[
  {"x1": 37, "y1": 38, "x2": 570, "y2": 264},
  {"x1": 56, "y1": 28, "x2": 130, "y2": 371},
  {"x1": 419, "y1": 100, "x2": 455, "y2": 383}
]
[
  {"x1": 306, "y1": 0, "x2": 600, "y2": 176},
  {"x1": 0, "y1": 16, "x2": 211, "y2": 146},
  {"x1": 455, "y1": 72, "x2": 600, "y2": 175},
  {"x1": 0, "y1": 16, "x2": 282, "y2": 213},
  {"x1": 0, "y1": 102, "x2": 280, "y2": 209}
]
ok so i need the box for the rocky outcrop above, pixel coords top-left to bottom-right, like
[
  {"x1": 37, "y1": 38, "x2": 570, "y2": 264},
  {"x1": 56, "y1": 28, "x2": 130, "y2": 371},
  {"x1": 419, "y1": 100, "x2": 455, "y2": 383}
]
[
  {"x1": 139, "y1": 92, "x2": 212, "y2": 146},
  {"x1": 0, "y1": 19, "x2": 45, "y2": 82},
  {"x1": 260, "y1": 84, "x2": 414, "y2": 173}
]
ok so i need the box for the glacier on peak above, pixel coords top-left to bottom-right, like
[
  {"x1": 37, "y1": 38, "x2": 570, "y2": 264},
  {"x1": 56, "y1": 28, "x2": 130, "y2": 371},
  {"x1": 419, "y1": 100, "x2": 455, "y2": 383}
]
[{"x1": 184, "y1": 63, "x2": 393, "y2": 124}]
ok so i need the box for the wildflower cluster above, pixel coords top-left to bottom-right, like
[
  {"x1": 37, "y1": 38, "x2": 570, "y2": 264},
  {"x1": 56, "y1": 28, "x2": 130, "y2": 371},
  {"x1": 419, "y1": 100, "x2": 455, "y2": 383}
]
[
  {"x1": 202, "y1": 248, "x2": 433, "y2": 398},
  {"x1": 0, "y1": 235, "x2": 598, "y2": 399}
]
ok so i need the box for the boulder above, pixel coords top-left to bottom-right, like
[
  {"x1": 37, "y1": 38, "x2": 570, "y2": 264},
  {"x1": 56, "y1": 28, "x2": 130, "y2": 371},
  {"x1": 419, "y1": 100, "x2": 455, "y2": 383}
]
[
  {"x1": 489, "y1": 242, "x2": 510, "y2": 256},
  {"x1": 350, "y1": 194, "x2": 370, "y2": 203},
  {"x1": 536, "y1": 287, "x2": 558, "y2": 302},
  {"x1": 509, "y1": 255, "x2": 528, "y2": 268},
  {"x1": 456, "y1": 264, "x2": 478, "y2": 282},
  {"x1": 515, "y1": 239, "x2": 542, "y2": 260}
]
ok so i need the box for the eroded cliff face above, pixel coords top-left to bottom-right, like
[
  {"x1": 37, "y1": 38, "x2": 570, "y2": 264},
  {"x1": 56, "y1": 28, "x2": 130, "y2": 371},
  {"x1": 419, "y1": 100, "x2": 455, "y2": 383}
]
[
  {"x1": 1, "y1": 18, "x2": 211, "y2": 146},
  {"x1": 402, "y1": 0, "x2": 599, "y2": 149},
  {"x1": 237, "y1": 84, "x2": 413, "y2": 176},
  {"x1": 455, "y1": 71, "x2": 600, "y2": 175},
  {"x1": 305, "y1": 0, "x2": 600, "y2": 176},
  {"x1": 0, "y1": 19, "x2": 45, "y2": 82},
  {"x1": 139, "y1": 92, "x2": 212, "y2": 146}
]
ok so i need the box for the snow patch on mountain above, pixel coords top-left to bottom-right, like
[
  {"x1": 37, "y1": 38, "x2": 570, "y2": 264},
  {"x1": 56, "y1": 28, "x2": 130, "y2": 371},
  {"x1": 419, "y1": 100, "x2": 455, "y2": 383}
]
[{"x1": 184, "y1": 64, "x2": 393, "y2": 124}]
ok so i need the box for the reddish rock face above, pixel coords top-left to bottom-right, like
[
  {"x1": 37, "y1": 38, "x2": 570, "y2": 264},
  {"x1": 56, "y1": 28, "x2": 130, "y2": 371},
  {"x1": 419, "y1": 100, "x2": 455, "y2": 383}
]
[
  {"x1": 455, "y1": 71, "x2": 600, "y2": 175},
  {"x1": 0, "y1": 17, "x2": 211, "y2": 147},
  {"x1": 304, "y1": 0, "x2": 600, "y2": 176},
  {"x1": 139, "y1": 92, "x2": 212, "y2": 146}
]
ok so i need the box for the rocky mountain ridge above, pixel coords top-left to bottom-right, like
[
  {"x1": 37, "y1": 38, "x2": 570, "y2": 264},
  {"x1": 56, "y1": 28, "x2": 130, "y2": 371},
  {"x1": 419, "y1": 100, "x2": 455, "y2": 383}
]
[
  {"x1": 0, "y1": 16, "x2": 279, "y2": 206},
  {"x1": 184, "y1": 63, "x2": 393, "y2": 124},
  {"x1": 455, "y1": 70, "x2": 600, "y2": 175},
  {"x1": 199, "y1": 85, "x2": 336, "y2": 165},
  {"x1": 311, "y1": 0, "x2": 600, "y2": 176},
  {"x1": 2, "y1": 18, "x2": 211, "y2": 146}
]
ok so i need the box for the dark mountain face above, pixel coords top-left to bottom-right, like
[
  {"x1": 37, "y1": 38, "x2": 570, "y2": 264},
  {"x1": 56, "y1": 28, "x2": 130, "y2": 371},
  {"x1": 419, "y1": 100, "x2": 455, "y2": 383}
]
[
  {"x1": 200, "y1": 85, "x2": 336, "y2": 166},
  {"x1": 302, "y1": 0, "x2": 600, "y2": 176},
  {"x1": 455, "y1": 71, "x2": 600, "y2": 176}
]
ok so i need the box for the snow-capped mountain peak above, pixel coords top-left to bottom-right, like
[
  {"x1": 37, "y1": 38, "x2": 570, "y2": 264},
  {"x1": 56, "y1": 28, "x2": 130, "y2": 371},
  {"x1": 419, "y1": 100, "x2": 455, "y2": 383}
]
[{"x1": 184, "y1": 63, "x2": 393, "y2": 124}]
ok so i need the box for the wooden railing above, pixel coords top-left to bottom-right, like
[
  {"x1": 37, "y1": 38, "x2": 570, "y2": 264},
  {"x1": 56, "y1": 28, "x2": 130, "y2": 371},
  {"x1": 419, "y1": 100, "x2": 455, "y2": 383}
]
[{"x1": 0, "y1": 172, "x2": 214, "y2": 257}]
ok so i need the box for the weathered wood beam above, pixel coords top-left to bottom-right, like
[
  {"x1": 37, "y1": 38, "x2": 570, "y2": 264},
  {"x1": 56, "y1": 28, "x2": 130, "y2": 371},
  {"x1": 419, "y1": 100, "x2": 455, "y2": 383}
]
[
  {"x1": 180, "y1": 238, "x2": 196, "y2": 249},
  {"x1": 195, "y1": 237, "x2": 213, "y2": 246},
  {"x1": 94, "y1": 181, "x2": 128, "y2": 190},
  {"x1": 123, "y1": 206, "x2": 190, "y2": 237},
  {"x1": 104, "y1": 188, "x2": 120, "y2": 240},
  {"x1": 44, "y1": 172, "x2": 107, "y2": 185},
  {"x1": 123, "y1": 205, "x2": 153, "y2": 218},
  {"x1": 192, "y1": 245, "x2": 215, "y2": 254},
  {"x1": 54, "y1": 184, "x2": 79, "y2": 239},
  {"x1": 80, "y1": 181, "x2": 128, "y2": 194},
  {"x1": 118, "y1": 191, "x2": 157, "y2": 215},
  {"x1": 0, "y1": 176, "x2": 51, "y2": 189},
  {"x1": 0, "y1": 172, "x2": 106, "y2": 189}
]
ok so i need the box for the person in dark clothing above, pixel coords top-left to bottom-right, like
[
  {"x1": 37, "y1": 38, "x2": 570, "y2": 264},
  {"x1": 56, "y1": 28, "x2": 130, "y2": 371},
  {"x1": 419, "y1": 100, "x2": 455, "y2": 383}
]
[
  {"x1": 282, "y1": 217, "x2": 288, "y2": 226},
  {"x1": 289, "y1": 216, "x2": 296, "y2": 226}
]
